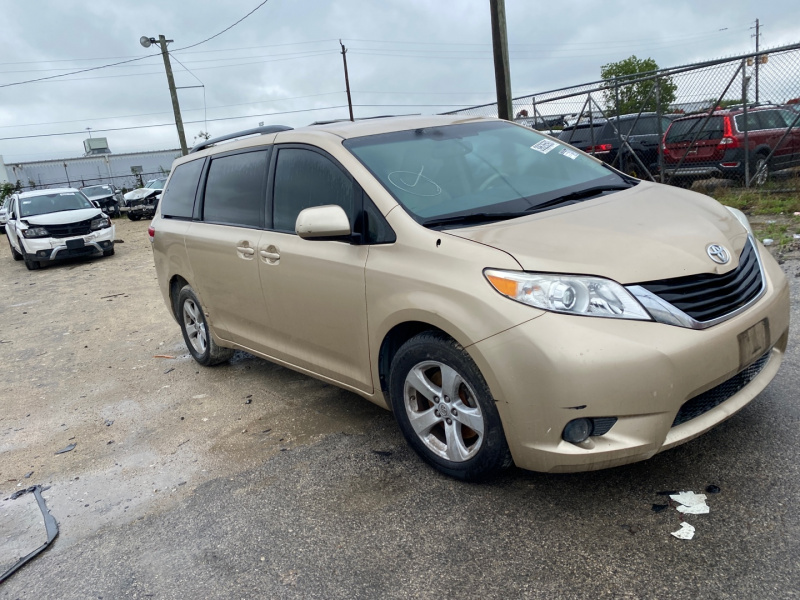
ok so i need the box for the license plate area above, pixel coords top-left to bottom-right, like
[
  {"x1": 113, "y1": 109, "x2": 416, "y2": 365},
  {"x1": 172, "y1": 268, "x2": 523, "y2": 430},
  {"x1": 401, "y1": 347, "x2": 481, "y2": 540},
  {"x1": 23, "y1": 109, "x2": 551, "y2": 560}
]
[
  {"x1": 738, "y1": 318, "x2": 770, "y2": 370},
  {"x1": 66, "y1": 238, "x2": 85, "y2": 250}
]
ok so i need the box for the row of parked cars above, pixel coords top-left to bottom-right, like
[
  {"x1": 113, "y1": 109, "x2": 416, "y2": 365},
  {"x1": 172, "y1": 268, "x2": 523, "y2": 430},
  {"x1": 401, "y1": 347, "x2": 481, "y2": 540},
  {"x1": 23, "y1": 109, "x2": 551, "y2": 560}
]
[
  {"x1": 0, "y1": 176, "x2": 167, "y2": 270},
  {"x1": 553, "y1": 104, "x2": 800, "y2": 186}
]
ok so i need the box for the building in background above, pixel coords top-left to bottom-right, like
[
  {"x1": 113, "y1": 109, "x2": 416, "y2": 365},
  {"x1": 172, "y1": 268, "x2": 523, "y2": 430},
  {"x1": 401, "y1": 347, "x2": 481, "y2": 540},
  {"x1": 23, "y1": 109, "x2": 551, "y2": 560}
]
[{"x1": 9, "y1": 145, "x2": 181, "y2": 192}]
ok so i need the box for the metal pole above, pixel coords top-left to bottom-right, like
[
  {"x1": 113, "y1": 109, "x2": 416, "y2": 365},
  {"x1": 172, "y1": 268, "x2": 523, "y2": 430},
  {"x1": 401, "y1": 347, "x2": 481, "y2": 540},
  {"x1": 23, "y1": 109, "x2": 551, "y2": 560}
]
[
  {"x1": 339, "y1": 40, "x2": 354, "y2": 122},
  {"x1": 754, "y1": 19, "x2": 760, "y2": 104},
  {"x1": 63, "y1": 163, "x2": 70, "y2": 187},
  {"x1": 655, "y1": 77, "x2": 664, "y2": 183},
  {"x1": 614, "y1": 80, "x2": 623, "y2": 171},
  {"x1": 489, "y1": 0, "x2": 512, "y2": 120},
  {"x1": 742, "y1": 60, "x2": 750, "y2": 187},
  {"x1": 158, "y1": 35, "x2": 188, "y2": 156}
]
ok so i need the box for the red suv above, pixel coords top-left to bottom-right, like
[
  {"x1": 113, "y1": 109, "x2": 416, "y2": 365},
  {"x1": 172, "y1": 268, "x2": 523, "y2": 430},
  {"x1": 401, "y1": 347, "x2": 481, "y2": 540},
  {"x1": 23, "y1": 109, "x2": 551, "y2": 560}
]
[{"x1": 662, "y1": 106, "x2": 800, "y2": 185}]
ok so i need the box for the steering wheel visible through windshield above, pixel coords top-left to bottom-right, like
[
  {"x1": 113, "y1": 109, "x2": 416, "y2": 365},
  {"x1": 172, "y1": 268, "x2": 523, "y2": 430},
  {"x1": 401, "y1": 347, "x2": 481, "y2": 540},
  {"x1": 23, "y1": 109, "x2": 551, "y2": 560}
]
[{"x1": 344, "y1": 121, "x2": 635, "y2": 228}]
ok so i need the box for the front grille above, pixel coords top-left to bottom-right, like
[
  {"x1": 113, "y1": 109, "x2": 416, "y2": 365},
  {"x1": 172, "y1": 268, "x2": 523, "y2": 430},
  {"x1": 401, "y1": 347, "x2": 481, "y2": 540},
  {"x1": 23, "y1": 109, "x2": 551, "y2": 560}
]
[
  {"x1": 45, "y1": 219, "x2": 92, "y2": 238},
  {"x1": 638, "y1": 239, "x2": 763, "y2": 323},
  {"x1": 672, "y1": 350, "x2": 771, "y2": 427}
]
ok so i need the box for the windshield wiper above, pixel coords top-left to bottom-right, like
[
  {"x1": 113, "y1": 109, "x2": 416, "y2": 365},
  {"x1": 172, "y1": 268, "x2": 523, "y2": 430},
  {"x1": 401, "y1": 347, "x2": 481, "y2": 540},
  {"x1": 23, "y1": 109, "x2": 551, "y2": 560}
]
[
  {"x1": 524, "y1": 184, "x2": 633, "y2": 214},
  {"x1": 422, "y1": 211, "x2": 526, "y2": 228}
]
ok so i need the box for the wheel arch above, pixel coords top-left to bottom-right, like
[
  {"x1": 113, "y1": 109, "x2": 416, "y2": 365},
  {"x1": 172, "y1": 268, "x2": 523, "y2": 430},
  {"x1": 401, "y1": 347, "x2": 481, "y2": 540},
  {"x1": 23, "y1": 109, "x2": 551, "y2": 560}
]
[
  {"x1": 169, "y1": 274, "x2": 190, "y2": 320},
  {"x1": 376, "y1": 318, "x2": 477, "y2": 406}
]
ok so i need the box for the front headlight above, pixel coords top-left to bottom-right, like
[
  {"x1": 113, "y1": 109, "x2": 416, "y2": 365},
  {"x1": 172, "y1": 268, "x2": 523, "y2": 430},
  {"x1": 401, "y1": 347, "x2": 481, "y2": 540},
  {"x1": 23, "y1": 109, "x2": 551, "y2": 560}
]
[
  {"x1": 22, "y1": 226, "x2": 49, "y2": 238},
  {"x1": 484, "y1": 269, "x2": 652, "y2": 321},
  {"x1": 90, "y1": 216, "x2": 111, "y2": 230}
]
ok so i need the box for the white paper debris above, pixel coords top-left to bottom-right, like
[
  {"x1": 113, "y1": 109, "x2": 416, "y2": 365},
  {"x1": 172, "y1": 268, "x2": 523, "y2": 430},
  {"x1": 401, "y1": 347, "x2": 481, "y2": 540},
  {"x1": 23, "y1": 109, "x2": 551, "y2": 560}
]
[
  {"x1": 670, "y1": 491, "x2": 707, "y2": 507},
  {"x1": 670, "y1": 491, "x2": 710, "y2": 514},
  {"x1": 671, "y1": 522, "x2": 695, "y2": 540},
  {"x1": 762, "y1": 238, "x2": 774, "y2": 246}
]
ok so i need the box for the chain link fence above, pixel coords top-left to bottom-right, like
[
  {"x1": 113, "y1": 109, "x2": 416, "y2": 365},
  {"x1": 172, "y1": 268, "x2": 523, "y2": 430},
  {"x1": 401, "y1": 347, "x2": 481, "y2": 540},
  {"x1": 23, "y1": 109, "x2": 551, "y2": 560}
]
[{"x1": 445, "y1": 42, "x2": 800, "y2": 190}]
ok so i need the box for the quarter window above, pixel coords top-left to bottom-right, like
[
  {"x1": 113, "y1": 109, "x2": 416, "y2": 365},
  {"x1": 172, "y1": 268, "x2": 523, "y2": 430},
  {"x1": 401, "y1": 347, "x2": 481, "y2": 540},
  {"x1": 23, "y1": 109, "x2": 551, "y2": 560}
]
[
  {"x1": 161, "y1": 159, "x2": 204, "y2": 219},
  {"x1": 272, "y1": 148, "x2": 354, "y2": 233},
  {"x1": 202, "y1": 151, "x2": 268, "y2": 228}
]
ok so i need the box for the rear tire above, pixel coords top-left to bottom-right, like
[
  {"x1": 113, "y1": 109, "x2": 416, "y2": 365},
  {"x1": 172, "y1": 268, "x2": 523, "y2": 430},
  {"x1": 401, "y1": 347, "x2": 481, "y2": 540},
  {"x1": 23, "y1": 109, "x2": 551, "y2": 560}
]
[
  {"x1": 389, "y1": 331, "x2": 512, "y2": 480},
  {"x1": 752, "y1": 155, "x2": 769, "y2": 186},
  {"x1": 128, "y1": 213, "x2": 141, "y2": 221},
  {"x1": 177, "y1": 285, "x2": 234, "y2": 366}
]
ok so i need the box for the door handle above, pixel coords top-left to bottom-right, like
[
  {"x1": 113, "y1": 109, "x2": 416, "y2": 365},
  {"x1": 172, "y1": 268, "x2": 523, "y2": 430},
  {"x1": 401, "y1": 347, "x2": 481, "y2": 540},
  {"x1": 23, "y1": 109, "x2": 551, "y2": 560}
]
[
  {"x1": 260, "y1": 250, "x2": 280, "y2": 261},
  {"x1": 237, "y1": 246, "x2": 255, "y2": 256}
]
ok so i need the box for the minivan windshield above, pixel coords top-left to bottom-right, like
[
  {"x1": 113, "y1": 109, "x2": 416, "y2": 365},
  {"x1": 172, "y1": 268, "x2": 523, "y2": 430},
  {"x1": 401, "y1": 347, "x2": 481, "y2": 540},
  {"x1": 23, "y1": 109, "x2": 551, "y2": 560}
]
[
  {"x1": 19, "y1": 192, "x2": 94, "y2": 217},
  {"x1": 344, "y1": 121, "x2": 634, "y2": 228}
]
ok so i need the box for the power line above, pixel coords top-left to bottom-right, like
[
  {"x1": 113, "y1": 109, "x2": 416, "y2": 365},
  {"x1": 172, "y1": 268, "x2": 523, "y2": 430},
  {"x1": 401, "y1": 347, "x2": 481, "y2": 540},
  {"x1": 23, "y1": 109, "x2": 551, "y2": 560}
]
[
  {"x1": 170, "y1": 0, "x2": 271, "y2": 52},
  {"x1": 0, "y1": 91, "x2": 346, "y2": 129},
  {"x1": 0, "y1": 0, "x2": 272, "y2": 89},
  {"x1": 0, "y1": 103, "x2": 481, "y2": 142},
  {"x1": 1, "y1": 51, "x2": 338, "y2": 84}
]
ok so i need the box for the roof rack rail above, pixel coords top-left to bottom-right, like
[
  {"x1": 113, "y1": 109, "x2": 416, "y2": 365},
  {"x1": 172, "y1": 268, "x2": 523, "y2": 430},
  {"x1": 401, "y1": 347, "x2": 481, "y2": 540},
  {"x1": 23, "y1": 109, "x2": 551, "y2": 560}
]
[{"x1": 189, "y1": 125, "x2": 293, "y2": 154}]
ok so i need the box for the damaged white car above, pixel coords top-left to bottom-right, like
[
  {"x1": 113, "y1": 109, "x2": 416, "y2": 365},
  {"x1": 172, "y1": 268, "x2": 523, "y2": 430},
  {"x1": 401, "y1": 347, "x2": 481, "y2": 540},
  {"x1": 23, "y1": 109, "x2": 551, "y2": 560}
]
[
  {"x1": 122, "y1": 177, "x2": 167, "y2": 221},
  {"x1": 5, "y1": 188, "x2": 115, "y2": 270}
]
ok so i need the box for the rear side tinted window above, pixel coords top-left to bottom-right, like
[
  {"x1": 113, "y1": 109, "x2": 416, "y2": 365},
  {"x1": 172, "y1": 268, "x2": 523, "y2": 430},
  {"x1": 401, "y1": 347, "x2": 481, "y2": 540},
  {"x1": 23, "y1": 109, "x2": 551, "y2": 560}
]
[
  {"x1": 558, "y1": 124, "x2": 606, "y2": 143},
  {"x1": 272, "y1": 148, "x2": 354, "y2": 233},
  {"x1": 665, "y1": 117, "x2": 725, "y2": 143},
  {"x1": 202, "y1": 150, "x2": 268, "y2": 228},
  {"x1": 161, "y1": 159, "x2": 204, "y2": 219}
]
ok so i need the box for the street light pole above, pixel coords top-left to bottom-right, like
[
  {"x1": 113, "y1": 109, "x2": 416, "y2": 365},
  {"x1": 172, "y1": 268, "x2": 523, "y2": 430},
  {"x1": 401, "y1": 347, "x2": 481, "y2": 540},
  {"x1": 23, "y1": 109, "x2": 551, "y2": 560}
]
[{"x1": 141, "y1": 34, "x2": 188, "y2": 155}]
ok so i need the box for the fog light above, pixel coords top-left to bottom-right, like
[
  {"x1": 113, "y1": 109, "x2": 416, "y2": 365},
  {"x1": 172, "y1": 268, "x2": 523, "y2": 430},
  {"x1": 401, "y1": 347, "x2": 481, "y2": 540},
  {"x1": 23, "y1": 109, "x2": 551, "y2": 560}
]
[
  {"x1": 37, "y1": 251, "x2": 48, "y2": 257},
  {"x1": 563, "y1": 418, "x2": 592, "y2": 444}
]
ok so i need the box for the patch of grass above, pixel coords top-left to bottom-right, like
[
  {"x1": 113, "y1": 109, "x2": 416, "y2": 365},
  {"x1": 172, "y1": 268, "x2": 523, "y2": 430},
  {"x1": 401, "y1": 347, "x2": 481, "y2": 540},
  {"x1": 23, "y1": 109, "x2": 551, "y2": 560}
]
[{"x1": 710, "y1": 188, "x2": 800, "y2": 215}]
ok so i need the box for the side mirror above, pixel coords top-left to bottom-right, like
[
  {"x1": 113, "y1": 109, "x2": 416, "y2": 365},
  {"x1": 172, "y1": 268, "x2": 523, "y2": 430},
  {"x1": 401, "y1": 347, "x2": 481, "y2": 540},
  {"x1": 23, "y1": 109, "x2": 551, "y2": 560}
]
[
  {"x1": 91, "y1": 200, "x2": 101, "y2": 208},
  {"x1": 295, "y1": 205, "x2": 351, "y2": 239}
]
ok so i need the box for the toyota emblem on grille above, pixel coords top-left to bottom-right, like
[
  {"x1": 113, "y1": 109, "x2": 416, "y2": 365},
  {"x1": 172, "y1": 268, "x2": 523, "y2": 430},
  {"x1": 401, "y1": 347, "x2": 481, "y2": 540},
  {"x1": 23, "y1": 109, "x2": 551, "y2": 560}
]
[{"x1": 706, "y1": 244, "x2": 730, "y2": 264}]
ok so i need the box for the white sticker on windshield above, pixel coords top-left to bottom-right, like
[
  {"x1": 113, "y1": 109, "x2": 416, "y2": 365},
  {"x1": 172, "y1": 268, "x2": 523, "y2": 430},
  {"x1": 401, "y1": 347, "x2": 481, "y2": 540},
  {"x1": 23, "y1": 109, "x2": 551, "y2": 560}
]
[
  {"x1": 60, "y1": 193, "x2": 72, "y2": 196},
  {"x1": 530, "y1": 139, "x2": 559, "y2": 154},
  {"x1": 559, "y1": 147, "x2": 579, "y2": 160},
  {"x1": 22, "y1": 200, "x2": 31, "y2": 204}
]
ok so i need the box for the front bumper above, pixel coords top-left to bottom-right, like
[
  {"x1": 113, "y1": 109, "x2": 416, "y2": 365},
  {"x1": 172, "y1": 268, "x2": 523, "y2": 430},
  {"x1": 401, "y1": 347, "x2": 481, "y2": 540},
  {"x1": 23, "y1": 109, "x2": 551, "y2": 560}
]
[
  {"x1": 21, "y1": 226, "x2": 116, "y2": 262},
  {"x1": 469, "y1": 246, "x2": 790, "y2": 473}
]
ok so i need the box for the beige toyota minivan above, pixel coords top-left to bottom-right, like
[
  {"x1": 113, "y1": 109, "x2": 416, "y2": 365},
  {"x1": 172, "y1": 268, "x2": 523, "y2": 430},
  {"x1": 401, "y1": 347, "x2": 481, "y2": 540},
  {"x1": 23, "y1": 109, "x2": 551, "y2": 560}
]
[{"x1": 150, "y1": 116, "x2": 789, "y2": 480}]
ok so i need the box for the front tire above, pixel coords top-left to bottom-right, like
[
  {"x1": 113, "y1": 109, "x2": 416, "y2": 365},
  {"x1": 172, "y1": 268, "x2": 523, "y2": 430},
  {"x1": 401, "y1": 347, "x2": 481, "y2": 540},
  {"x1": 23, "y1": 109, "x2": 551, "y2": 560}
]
[
  {"x1": 177, "y1": 285, "x2": 234, "y2": 366},
  {"x1": 389, "y1": 331, "x2": 512, "y2": 480},
  {"x1": 128, "y1": 213, "x2": 142, "y2": 221},
  {"x1": 8, "y1": 235, "x2": 22, "y2": 261},
  {"x1": 23, "y1": 255, "x2": 41, "y2": 270}
]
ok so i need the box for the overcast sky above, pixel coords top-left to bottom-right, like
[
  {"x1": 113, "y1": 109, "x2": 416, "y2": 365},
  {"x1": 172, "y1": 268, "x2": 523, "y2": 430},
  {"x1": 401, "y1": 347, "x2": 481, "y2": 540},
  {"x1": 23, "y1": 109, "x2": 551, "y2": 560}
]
[{"x1": 1, "y1": 0, "x2": 797, "y2": 163}]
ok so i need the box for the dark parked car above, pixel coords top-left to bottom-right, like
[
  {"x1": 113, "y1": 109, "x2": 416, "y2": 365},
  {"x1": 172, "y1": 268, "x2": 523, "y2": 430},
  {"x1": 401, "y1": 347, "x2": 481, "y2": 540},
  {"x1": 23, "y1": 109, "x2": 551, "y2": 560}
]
[
  {"x1": 80, "y1": 184, "x2": 122, "y2": 217},
  {"x1": 558, "y1": 113, "x2": 677, "y2": 178},
  {"x1": 662, "y1": 106, "x2": 800, "y2": 185}
]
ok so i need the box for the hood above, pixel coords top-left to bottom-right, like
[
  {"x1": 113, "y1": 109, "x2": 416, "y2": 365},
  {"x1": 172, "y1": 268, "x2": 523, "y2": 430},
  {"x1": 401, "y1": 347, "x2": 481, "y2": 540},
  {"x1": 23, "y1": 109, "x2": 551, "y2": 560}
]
[
  {"x1": 124, "y1": 188, "x2": 158, "y2": 201},
  {"x1": 25, "y1": 208, "x2": 101, "y2": 226},
  {"x1": 447, "y1": 182, "x2": 749, "y2": 284},
  {"x1": 86, "y1": 193, "x2": 114, "y2": 201}
]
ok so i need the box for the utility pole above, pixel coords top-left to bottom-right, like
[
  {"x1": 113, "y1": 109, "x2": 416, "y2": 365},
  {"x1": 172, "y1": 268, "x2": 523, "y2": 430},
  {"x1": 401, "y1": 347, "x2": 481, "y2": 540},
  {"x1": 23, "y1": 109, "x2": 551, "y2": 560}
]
[
  {"x1": 489, "y1": 0, "x2": 513, "y2": 120},
  {"x1": 340, "y1": 40, "x2": 354, "y2": 122},
  {"x1": 751, "y1": 19, "x2": 761, "y2": 104},
  {"x1": 146, "y1": 35, "x2": 188, "y2": 155}
]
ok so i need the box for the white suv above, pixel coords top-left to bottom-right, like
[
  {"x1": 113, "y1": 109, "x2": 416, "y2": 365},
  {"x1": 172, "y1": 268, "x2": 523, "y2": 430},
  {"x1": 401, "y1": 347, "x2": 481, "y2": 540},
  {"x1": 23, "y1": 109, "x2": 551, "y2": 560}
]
[{"x1": 5, "y1": 188, "x2": 115, "y2": 270}]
